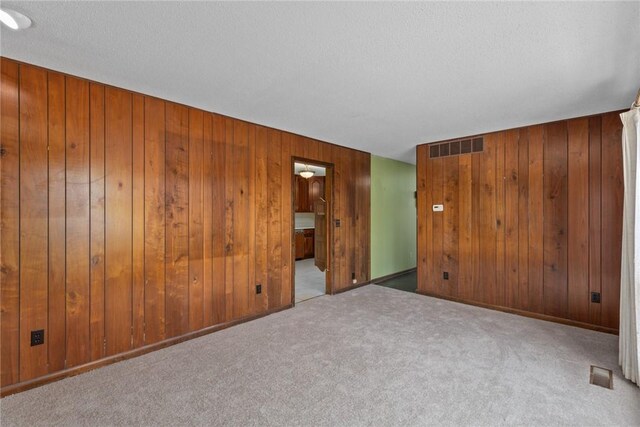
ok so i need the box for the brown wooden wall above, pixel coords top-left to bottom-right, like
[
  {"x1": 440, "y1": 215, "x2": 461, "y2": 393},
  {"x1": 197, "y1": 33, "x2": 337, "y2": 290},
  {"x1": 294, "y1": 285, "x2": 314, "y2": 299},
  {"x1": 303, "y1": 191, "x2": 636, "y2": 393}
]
[
  {"x1": 416, "y1": 111, "x2": 623, "y2": 332},
  {"x1": 0, "y1": 58, "x2": 370, "y2": 389}
]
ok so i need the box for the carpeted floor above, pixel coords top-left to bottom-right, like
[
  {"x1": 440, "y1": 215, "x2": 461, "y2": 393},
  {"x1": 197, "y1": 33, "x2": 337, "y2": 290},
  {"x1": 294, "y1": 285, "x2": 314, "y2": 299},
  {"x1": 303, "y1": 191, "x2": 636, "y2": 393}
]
[{"x1": 1, "y1": 285, "x2": 638, "y2": 426}]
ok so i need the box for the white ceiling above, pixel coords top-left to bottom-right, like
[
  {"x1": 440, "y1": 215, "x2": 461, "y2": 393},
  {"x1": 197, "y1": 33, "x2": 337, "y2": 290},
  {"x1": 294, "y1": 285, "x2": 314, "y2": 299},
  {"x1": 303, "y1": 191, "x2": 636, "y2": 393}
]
[
  {"x1": 2, "y1": 2, "x2": 639, "y2": 164},
  {"x1": 294, "y1": 162, "x2": 326, "y2": 177}
]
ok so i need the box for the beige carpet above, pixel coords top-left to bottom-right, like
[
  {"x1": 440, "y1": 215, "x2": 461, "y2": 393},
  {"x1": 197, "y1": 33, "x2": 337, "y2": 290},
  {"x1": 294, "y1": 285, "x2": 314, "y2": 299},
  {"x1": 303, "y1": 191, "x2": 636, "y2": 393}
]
[{"x1": 1, "y1": 285, "x2": 638, "y2": 426}]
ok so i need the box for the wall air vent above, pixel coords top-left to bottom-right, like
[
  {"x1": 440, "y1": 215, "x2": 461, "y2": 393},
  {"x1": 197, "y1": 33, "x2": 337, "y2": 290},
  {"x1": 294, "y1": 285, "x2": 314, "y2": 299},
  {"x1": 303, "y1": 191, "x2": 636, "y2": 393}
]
[{"x1": 429, "y1": 137, "x2": 483, "y2": 159}]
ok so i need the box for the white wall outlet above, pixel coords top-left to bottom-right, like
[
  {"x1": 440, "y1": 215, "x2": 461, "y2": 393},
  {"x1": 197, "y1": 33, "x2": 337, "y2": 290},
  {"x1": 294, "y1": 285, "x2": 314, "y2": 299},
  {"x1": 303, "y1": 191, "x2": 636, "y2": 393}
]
[{"x1": 432, "y1": 204, "x2": 444, "y2": 212}]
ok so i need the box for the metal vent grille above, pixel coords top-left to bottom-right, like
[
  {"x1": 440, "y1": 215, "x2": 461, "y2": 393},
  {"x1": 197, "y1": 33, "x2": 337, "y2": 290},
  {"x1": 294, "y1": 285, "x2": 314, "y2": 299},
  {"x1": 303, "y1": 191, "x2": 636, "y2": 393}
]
[
  {"x1": 590, "y1": 365, "x2": 613, "y2": 390},
  {"x1": 429, "y1": 137, "x2": 483, "y2": 159}
]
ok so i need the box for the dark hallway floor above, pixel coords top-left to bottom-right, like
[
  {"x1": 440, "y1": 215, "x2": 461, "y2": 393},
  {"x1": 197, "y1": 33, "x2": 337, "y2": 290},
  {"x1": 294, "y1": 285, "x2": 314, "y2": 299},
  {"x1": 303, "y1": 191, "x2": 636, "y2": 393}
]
[{"x1": 374, "y1": 270, "x2": 417, "y2": 293}]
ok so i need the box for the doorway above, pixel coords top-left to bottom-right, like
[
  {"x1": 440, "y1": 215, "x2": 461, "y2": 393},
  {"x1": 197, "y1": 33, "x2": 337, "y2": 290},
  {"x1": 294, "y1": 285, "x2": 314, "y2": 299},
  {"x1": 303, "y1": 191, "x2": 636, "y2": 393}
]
[{"x1": 292, "y1": 159, "x2": 333, "y2": 304}]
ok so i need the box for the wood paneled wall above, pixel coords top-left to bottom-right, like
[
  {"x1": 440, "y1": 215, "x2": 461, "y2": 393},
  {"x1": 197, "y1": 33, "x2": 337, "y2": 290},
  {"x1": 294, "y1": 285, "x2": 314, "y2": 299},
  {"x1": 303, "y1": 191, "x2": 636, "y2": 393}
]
[
  {"x1": 416, "y1": 112, "x2": 623, "y2": 332},
  {"x1": 0, "y1": 58, "x2": 370, "y2": 390}
]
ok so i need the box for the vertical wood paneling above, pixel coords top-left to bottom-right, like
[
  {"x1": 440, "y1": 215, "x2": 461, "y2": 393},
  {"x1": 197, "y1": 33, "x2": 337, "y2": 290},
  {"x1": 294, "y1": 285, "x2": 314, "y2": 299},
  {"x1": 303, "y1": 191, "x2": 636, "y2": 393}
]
[
  {"x1": 211, "y1": 114, "x2": 226, "y2": 323},
  {"x1": 65, "y1": 76, "x2": 91, "y2": 366},
  {"x1": 144, "y1": 96, "x2": 166, "y2": 344},
  {"x1": 89, "y1": 83, "x2": 106, "y2": 361},
  {"x1": 254, "y1": 126, "x2": 268, "y2": 313},
  {"x1": 0, "y1": 58, "x2": 20, "y2": 386},
  {"x1": 335, "y1": 147, "x2": 347, "y2": 290},
  {"x1": 471, "y1": 153, "x2": 481, "y2": 302},
  {"x1": 347, "y1": 149, "x2": 357, "y2": 288},
  {"x1": 306, "y1": 137, "x2": 320, "y2": 162},
  {"x1": 431, "y1": 159, "x2": 444, "y2": 294},
  {"x1": 2, "y1": 59, "x2": 372, "y2": 390},
  {"x1": 232, "y1": 120, "x2": 250, "y2": 318},
  {"x1": 19, "y1": 64, "x2": 49, "y2": 381},
  {"x1": 362, "y1": 152, "x2": 371, "y2": 282},
  {"x1": 337, "y1": 147, "x2": 348, "y2": 290},
  {"x1": 280, "y1": 133, "x2": 292, "y2": 305},
  {"x1": 417, "y1": 112, "x2": 622, "y2": 332},
  {"x1": 165, "y1": 103, "x2": 190, "y2": 337},
  {"x1": 567, "y1": 118, "x2": 589, "y2": 323},
  {"x1": 495, "y1": 132, "x2": 506, "y2": 307},
  {"x1": 104, "y1": 87, "x2": 133, "y2": 356},
  {"x1": 543, "y1": 121, "x2": 568, "y2": 318},
  {"x1": 189, "y1": 109, "x2": 204, "y2": 330},
  {"x1": 588, "y1": 116, "x2": 602, "y2": 325},
  {"x1": 600, "y1": 112, "x2": 623, "y2": 330},
  {"x1": 132, "y1": 94, "x2": 145, "y2": 348},
  {"x1": 457, "y1": 154, "x2": 472, "y2": 300},
  {"x1": 504, "y1": 130, "x2": 520, "y2": 308},
  {"x1": 324, "y1": 161, "x2": 334, "y2": 292},
  {"x1": 267, "y1": 129, "x2": 282, "y2": 308},
  {"x1": 479, "y1": 136, "x2": 497, "y2": 305},
  {"x1": 224, "y1": 118, "x2": 235, "y2": 320},
  {"x1": 442, "y1": 156, "x2": 459, "y2": 296},
  {"x1": 351, "y1": 150, "x2": 359, "y2": 285},
  {"x1": 425, "y1": 150, "x2": 435, "y2": 294},
  {"x1": 202, "y1": 114, "x2": 214, "y2": 326},
  {"x1": 47, "y1": 71, "x2": 66, "y2": 372},
  {"x1": 517, "y1": 128, "x2": 530, "y2": 311},
  {"x1": 357, "y1": 152, "x2": 369, "y2": 283},
  {"x1": 527, "y1": 125, "x2": 544, "y2": 313},
  {"x1": 248, "y1": 125, "x2": 257, "y2": 314},
  {"x1": 331, "y1": 145, "x2": 343, "y2": 292}
]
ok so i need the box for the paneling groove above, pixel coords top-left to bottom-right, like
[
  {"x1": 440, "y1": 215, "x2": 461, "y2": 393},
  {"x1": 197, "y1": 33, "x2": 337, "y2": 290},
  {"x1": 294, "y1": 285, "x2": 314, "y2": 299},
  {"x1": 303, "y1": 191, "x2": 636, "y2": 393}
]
[
  {"x1": 0, "y1": 58, "x2": 370, "y2": 393},
  {"x1": 47, "y1": 71, "x2": 66, "y2": 372}
]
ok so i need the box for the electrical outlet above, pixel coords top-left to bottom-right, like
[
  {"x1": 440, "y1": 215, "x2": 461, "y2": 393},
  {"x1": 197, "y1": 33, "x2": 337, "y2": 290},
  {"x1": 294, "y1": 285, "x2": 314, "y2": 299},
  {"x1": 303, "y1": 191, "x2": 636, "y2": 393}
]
[
  {"x1": 256, "y1": 284, "x2": 262, "y2": 295},
  {"x1": 335, "y1": 219, "x2": 341, "y2": 228},
  {"x1": 31, "y1": 329, "x2": 44, "y2": 346},
  {"x1": 443, "y1": 272, "x2": 449, "y2": 280},
  {"x1": 591, "y1": 292, "x2": 601, "y2": 303}
]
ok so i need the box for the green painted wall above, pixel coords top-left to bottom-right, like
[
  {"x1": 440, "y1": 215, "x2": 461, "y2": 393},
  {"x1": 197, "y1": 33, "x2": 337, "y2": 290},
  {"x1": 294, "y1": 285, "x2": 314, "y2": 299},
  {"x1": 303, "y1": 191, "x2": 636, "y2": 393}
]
[{"x1": 370, "y1": 155, "x2": 417, "y2": 280}]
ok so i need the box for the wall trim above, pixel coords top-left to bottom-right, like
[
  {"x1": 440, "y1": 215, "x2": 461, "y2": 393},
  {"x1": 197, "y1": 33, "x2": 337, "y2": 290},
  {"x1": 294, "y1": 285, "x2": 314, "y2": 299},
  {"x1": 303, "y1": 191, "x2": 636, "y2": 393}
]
[
  {"x1": 371, "y1": 267, "x2": 416, "y2": 284},
  {"x1": 0, "y1": 304, "x2": 292, "y2": 398},
  {"x1": 416, "y1": 290, "x2": 618, "y2": 335}
]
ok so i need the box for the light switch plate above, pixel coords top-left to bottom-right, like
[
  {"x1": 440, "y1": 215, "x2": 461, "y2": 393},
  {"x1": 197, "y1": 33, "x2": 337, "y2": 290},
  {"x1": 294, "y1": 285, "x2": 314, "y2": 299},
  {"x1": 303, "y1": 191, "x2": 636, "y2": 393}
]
[{"x1": 433, "y1": 204, "x2": 444, "y2": 212}]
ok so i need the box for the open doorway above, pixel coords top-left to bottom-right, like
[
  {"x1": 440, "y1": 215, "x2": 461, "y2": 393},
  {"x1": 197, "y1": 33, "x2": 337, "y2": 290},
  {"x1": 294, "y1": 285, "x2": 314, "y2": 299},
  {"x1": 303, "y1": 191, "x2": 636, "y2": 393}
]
[{"x1": 292, "y1": 160, "x2": 332, "y2": 304}]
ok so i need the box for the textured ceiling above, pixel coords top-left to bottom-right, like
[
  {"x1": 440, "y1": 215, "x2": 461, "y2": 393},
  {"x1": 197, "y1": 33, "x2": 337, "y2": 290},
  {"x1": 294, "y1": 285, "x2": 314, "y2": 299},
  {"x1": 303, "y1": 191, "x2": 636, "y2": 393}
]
[{"x1": 2, "y1": 1, "x2": 639, "y2": 163}]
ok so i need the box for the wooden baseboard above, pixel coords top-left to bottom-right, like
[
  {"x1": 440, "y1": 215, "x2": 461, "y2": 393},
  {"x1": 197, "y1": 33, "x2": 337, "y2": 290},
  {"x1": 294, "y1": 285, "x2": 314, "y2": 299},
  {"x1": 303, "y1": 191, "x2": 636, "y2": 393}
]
[
  {"x1": 416, "y1": 290, "x2": 618, "y2": 335},
  {"x1": 0, "y1": 304, "x2": 292, "y2": 398},
  {"x1": 371, "y1": 267, "x2": 417, "y2": 284}
]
